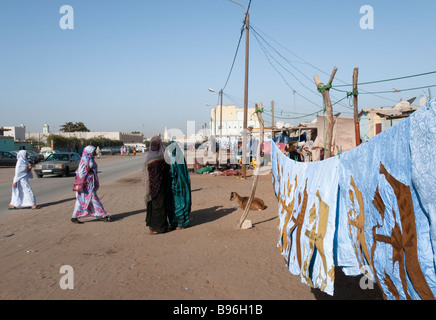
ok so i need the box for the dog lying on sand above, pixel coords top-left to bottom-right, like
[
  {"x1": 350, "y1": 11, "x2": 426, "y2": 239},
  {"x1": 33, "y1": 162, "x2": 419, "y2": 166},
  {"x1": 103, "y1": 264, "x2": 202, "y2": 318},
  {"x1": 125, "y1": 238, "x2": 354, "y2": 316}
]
[{"x1": 230, "y1": 192, "x2": 265, "y2": 211}]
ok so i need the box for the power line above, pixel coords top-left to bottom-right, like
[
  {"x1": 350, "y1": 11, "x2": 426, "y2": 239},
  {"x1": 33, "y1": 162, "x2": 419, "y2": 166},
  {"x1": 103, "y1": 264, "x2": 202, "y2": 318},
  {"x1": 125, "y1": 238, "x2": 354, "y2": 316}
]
[
  {"x1": 249, "y1": 24, "x2": 399, "y2": 104},
  {"x1": 334, "y1": 70, "x2": 436, "y2": 87},
  {"x1": 250, "y1": 25, "x2": 355, "y2": 112},
  {"x1": 332, "y1": 83, "x2": 436, "y2": 95},
  {"x1": 358, "y1": 84, "x2": 436, "y2": 95},
  {"x1": 222, "y1": 23, "x2": 245, "y2": 91},
  {"x1": 263, "y1": 110, "x2": 321, "y2": 120},
  {"x1": 250, "y1": 26, "x2": 322, "y2": 110}
]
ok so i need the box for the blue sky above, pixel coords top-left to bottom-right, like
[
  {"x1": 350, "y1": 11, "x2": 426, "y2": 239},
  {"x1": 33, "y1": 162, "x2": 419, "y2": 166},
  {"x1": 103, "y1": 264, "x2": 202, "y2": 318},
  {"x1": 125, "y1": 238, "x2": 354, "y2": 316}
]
[{"x1": 1, "y1": 0, "x2": 435, "y2": 137}]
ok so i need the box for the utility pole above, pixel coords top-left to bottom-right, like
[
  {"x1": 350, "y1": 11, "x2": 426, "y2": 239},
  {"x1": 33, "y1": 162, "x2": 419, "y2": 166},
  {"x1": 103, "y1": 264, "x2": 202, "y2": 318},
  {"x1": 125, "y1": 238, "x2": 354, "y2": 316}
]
[
  {"x1": 219, "y1": 89, "x2": 224, "y2": 167},
  {"x1": 241, "y1": 11, "x2": 249, "y2": 178},
  {"x1": 229, "y1": 0, "x2": 250, "y2": 178},
  {"x1": 219, "y1": 89, "x2": 223, "y2": 141},
  {"x1": 271, "y1": 100, "x2": 274, "y2": 127},
  {"x1": 353, "y1": 68, "x2": 361, "y2": 146},
  {"x1": 293, "y1": 90, "x2": 296, "y2": 126}
]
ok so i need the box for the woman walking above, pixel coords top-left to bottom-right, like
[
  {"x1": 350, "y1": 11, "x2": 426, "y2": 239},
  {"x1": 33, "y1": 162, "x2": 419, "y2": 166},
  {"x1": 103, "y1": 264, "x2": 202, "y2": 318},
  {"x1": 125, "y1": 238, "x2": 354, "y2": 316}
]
[
  {"x1": 9, "y1": 150, "x2": 40, "y2": 210},
  {"x1": 143, "y1": 135, "x2": 170, "y2": 234},
  {"x1": 71, "y1": 145, "x2": 111, "y2": 223},
  {"x1": 166, "y1": 141, "x2": 191, "y2": 229}
]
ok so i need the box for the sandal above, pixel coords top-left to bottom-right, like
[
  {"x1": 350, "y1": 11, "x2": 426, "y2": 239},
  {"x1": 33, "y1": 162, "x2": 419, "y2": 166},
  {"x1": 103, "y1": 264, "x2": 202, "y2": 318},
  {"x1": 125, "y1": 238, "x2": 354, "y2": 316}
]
[
  {"x1": 71, "y1": 218, "x2": 83, "y2": 224},
  {"x1": 8, "y1": 206, "x2": 18, "y2": 210},
  {"x1": 102, "y1": 216, "x2": 113, "y2": 222},
  {"x1": 31, "y1": 205, "x2": 41, "y2": 210}
]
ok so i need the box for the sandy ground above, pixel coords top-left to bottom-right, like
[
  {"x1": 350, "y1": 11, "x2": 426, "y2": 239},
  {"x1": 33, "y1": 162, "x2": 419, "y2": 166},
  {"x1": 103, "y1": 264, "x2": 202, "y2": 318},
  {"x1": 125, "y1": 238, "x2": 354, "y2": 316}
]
[{"x1": 0, "y1": 156, "x2": 383, "y2": 300}]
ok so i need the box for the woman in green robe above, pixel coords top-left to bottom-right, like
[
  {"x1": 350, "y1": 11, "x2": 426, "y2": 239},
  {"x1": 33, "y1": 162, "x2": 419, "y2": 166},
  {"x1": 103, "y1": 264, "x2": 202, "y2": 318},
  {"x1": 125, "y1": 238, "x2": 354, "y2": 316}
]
[{"x1": 165, "y1": 141, "x2": 192, "y2": 229}]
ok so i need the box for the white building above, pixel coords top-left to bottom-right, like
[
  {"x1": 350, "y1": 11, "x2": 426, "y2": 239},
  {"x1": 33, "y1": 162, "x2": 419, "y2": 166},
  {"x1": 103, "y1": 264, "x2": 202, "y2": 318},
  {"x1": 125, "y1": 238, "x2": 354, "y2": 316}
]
[
  {"x1": 3, "y1": 125, "x2": 26, "y2": 141},
  {"x1": 210, "y1": 104, "x2": 260, "y2": 138}
]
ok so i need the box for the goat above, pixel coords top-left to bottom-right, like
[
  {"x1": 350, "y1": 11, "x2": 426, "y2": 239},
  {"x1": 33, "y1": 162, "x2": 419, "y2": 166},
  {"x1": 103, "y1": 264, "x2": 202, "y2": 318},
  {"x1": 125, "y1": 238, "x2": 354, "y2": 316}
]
[{"x1": 230, "y1": 192, "x2": 265, "y2": 211}]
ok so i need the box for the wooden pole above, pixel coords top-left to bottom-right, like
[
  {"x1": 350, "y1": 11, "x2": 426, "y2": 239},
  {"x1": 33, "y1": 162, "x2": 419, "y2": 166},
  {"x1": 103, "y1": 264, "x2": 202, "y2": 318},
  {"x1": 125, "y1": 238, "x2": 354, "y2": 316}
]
[
  {"x1": 237, "y1": 102, "x2": 264, "y2": 229},
  {"x1": 241, "y1": 12, "x2": 249, "y2": 179},
  {"x1": 353, "y1": 68, "x2": 361, "y2": 146},
  {"x1": 219, "y1": 89, "x2": 223, "y2": 141},
  {"x1": 314, "y1": 66, "x2": 338, "y2": 159},
  {"x1": 219, "y1": 89, "x2": 223, "y2": 166},
  {"x1": 271, "y1": 100, "x2": 274, "y2": 127}
]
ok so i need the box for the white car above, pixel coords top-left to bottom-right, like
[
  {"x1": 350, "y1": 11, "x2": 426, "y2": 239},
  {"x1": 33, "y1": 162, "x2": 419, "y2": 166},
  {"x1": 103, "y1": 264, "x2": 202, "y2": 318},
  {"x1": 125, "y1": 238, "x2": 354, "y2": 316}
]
[{"x1": 39, "y1": 150, "x2": 57, "y2": 159}]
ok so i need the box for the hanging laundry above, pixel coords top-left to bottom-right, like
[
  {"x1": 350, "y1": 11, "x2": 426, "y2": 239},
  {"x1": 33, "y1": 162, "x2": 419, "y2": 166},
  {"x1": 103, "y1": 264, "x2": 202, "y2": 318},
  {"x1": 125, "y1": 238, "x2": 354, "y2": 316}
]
[
  {"x1": 272, "y1": 98, "x2": 436, "y2": 300},
  {"x1": 272, "y1": 142, "x2": 340, "y2": 296}
]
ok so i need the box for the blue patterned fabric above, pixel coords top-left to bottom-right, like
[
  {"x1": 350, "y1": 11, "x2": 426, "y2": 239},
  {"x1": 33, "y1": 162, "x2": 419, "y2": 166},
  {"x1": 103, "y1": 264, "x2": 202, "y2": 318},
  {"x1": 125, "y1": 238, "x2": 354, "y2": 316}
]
[
  {"x1": 272, "y1": 98, "x2": 436, "y2": 299},
  {"x1": 409, "y1": 99, "x2": 436, "y2": 269},
  {"x1": 272, "y1": 142, "x2": 340, "y2": 296}
]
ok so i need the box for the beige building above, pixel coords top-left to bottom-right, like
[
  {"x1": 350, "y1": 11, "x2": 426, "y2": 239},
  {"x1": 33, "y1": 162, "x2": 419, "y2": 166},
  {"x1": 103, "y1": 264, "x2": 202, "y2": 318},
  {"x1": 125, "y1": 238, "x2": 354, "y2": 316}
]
[
  {"x1": 210, "y1": 104, "x2": 260, "y2": 137},
  {"x1": 26, "y1": 130, "x2": 144, "y2": 144}
]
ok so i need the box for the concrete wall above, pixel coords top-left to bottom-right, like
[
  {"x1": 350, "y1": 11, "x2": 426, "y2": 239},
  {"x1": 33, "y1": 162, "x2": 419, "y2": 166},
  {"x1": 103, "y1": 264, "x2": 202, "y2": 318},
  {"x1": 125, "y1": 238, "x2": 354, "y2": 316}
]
[{"x1": 0, "y1": 136, "x2": 15, "y2": 151}]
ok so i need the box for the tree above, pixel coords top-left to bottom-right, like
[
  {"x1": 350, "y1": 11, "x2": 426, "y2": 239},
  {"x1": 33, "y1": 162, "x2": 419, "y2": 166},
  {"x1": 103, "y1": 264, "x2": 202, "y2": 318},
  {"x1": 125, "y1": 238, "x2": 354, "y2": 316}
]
[{"x1": 60, "y1": 122, "x2": 90, "y2": 132}]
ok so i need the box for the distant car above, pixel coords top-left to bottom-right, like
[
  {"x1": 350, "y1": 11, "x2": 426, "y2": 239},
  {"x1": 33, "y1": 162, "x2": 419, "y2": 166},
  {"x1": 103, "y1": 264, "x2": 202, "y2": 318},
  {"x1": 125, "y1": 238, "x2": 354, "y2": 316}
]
[
  {"x1": 34, "y1": 152, "x2": 81, "y2": 178},
  {"x1": 39, "y1": 150, "x2": 57, "y2": 160},
  {"x1": 0, "y1": 151, "x2": 17, "y2": 167},
  {"x1": 136, "y1": 146, "x2": 148, "y2": 152},
  {"x1": 27, "y1": 150, "x2": 44, "y2": 163},
  {"x1": 10, "y1": 150, "x2": 38, "y2": 165},
  {"x1": 101, "y1": 147, "x2": 115, "y2": 155},
  {"x1": 111, "y1": 146, "x2": 121, "y2": 154}
]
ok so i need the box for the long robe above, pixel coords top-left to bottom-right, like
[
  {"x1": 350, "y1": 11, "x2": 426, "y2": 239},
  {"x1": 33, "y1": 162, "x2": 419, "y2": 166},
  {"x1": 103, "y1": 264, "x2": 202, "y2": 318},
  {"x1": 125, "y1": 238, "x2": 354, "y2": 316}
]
[
  {"x1": 143, "y1": 136, "x2": 170, "y2": 233},
  {"x1": 72, "y1": 146, "x2": 109, "y2": 219},
  {"x1": 10, "y1": 150, "x2": 36, "y2": 208},
  {"x1": 166, "y1": 142, "x2": 191, "y2": 228}
]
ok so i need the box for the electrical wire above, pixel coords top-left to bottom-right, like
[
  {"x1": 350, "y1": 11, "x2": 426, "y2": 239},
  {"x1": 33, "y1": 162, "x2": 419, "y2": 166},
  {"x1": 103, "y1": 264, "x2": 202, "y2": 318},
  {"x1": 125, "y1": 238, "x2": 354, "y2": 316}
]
[
  {"x1": 222, "y1": 0, "x2": 252, "y2": 91},
  {"x1": 250, "y1": 25, "x2": 353, "y2": 112},
  {"x1": 249, "y1": 24, "x2": 400, "y2": 104},
  {"x1": 334, "y1": 71, "x2": 436, "y2": 87},
  {"x1": 222, "y1": 23, "x2": 245, "y2": 91}
]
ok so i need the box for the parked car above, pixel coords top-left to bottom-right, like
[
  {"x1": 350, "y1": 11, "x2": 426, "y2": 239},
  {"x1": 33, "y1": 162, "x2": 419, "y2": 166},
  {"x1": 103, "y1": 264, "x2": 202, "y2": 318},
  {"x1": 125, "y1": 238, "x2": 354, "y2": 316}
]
[
  {"x1": 10, "y1": 150, "x2": 38, "y2": 165},
  {"x1": 0, "y1": 151, "x2": 17, "y2": 167},
  {"x1": 27, "y1": 150, "x2": 44, "y2": 163},
  {"x1": 111, "y1": 146, "x2": 121, "y2": 154},
  {"x1": 34, "y1": 152, "x2": 81, "y2": 178},
  {"x1": 136, "y1": 146, "x2": 148, "y2": 152},
  {"x1": 101, "y1": 147, "x2": 116, "y2": 155}
]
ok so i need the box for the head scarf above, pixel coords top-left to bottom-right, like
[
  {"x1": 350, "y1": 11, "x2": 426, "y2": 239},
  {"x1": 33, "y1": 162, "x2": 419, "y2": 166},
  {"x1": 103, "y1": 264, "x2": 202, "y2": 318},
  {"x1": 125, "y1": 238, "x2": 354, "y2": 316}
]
[
  {"x1": 77, "y1": 145, "x2": 97, "y2": 179},
  {"x1": 13, "y1": 150, "x2": 32, "y2": 183},
  {"x1": 143, "y1": 136, "x2": 168, "y2": 202},
  {"x1": 145, "y1": 135, "x2": 165, "y2": 163}
]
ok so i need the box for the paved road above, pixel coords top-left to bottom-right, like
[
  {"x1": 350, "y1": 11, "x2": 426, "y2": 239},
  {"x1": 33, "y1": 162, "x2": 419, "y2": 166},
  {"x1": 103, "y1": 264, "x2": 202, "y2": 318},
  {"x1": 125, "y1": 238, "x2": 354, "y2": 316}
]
[{"x1": 0, "y1": 154, "x2": 147, "y2": 217}]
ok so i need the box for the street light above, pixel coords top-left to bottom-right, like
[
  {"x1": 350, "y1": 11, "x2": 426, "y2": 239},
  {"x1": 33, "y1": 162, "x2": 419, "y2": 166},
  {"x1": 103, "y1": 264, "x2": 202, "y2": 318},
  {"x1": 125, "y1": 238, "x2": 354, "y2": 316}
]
[
  {"x1": 209, "y1": 88, "x2": 225, "y2": 167},
  {"x1": 208, "y1": 88, "x2": 223, "y2": 139},
  {"x1": 205, "y1": 103, "x2": 216, "y2": 136}
]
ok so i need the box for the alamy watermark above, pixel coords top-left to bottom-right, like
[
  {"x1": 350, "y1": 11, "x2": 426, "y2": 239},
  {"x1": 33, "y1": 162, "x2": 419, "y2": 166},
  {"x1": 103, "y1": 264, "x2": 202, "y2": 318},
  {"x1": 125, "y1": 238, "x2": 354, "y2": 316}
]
[
  {"x1": 360, "y1": 5, "x2": 374, "y2": 30},
  {"x1": 58, "y1": 5, "x2": 374, "y2": 31},
  {"x1": 59, "y1": 265, "x2": 74, "y2": 290},
  {"x1": 59, "y1": 5, "x2": 74, "y2": 30},
  {"x1": 359, "y1": 265, "x2": 375, "y2": 290}
]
